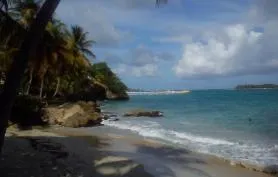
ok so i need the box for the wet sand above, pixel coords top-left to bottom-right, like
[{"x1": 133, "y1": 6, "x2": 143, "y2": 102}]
[
  {"x1": 2, "y1": 126, "x2": 274, "y2": 177},
  {"x1": 53, "y1": 126, "x2": 274, "y2": 177}
]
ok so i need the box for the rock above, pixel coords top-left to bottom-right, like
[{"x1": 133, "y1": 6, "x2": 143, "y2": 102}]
[
  {"x1": 41, "y1": 102, "x2": 102, "y2": 128},
  {"x1": 41, "y1": 104, "x2": 84, "y2": 125},
  {"x1": 123, "y1": 110, "x2": 163, "y2": 117},
  {"x1": 263, "y1": 165, "x2": 278, "y2": 174},
  {"x1": 102, "y1": 115, "x2": 110, "y2": 120},
  {"x1": 101, "y1": 112, "x2": 119, "y2": 121},
  {"x1": 62, "y1": 112, "x2": 102, "y2": 128},
  {"x1": 95, "y1": 107, "x2": 101, "y2": 113},
  {"x1": 109, "y1": 118, "x2": 120, "y2": 122},
  {"x1": 106, "y1": 90, "x2": 129, "y2": 100}
]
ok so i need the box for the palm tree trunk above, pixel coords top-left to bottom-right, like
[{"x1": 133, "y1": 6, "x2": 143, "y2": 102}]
[
  {"x1": 39, "y1": 76, "x2": 44, "y2": 98},
  {"x1": 25, "y1": 68, "x2": 33, "y2": 95},
  {"x1": 53, "y1": 77, "x2": 60, "y2": 97},
  {"x1": 0, "y1": 0, "x2": 60, "y2": 153}
]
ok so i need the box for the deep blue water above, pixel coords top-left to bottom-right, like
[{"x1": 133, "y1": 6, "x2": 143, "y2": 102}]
[{"x1": 102, "y1": 89, "x2": 278, "y2": 166}]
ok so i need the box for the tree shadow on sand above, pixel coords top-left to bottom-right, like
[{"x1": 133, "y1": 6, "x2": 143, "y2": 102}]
[
  {"x1": 102, "y1": 143, "x2": 211, "y2": 177},
  {"x1": 135, "y1": 145, "x2": 211, "y2": 177},
  {"x1": 2, "y1": 131, "x2": 276, "y2": 177},
  {"x1": 0, "y1": 134, "x2": 159, "y2": 177}
]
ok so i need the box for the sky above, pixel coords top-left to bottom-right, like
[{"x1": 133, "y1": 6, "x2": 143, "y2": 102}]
[{"x1": 56, "y1": 0, "x2": 278, "y2": 90}]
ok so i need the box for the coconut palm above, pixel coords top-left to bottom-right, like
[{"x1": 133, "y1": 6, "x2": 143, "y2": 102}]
[
  {"x1": 0, "y1": 41, "x2": 17, "y2": 81},
  {"x1": 0, "y1": 0, "x2": 61, "y2": 152},
  {"x1": 10, "y1": 0, "x2": 41, "y2": 28},
  {"x1": 0, "y1": 0, "x2": 17, "y2": 11},
  {"x1": 0, "y1": 0, "x2": 166, "y2": 152},
  {"x1": 60, "y1": 25, "x2": 95, "y2": 95},
  {"x1": 38, "y1": 21, "x2": 72, "y2": 97},
  {"x1": 68, "y1": 25, "x2": 95, "y2": 59},
  {"x1": 10, "y1": 0, "x2": 42, "y2": 95}
]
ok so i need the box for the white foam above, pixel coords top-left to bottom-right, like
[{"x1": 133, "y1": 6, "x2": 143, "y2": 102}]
[
  {"x1": 103, "y1": 120, "x2": 234, "y2": 146},
  {"x1": 127, "y1": 90, "x2": 190, "y2": 96},
  {"x1": 169, "y1": 131, "x2": 235, "y2": 145},
  {"x1": 102, "y1": 119, "x2": 278, "y2": 167},
  {"x1": 103, "y1": 120, "x2": 166, "y2": 140}
]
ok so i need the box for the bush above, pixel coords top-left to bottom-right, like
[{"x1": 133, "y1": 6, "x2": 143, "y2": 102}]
[
  {"x1": 10, "y1": 95, "x2": 48, "y2": 128},
  {"x1": 90, "y1": 62, "x2": 128, "y2": 95}
]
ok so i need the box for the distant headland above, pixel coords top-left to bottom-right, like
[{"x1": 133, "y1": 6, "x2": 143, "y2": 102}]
[
  {"x1": 235, "y1": 84, "x2": 278, "y2": 90},
  {"x1": 127, "y1": 88, "x2": 190, "y2": 95}
]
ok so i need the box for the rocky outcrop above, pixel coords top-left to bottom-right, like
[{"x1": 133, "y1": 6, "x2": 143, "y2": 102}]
[
  {"x1": 106, "y1": 90, "x2": 129, "y2": 100},
  {"x1": 66, "y1": 81, "x2": 129, "y2": 101},
  {"x1": 123, "y1": 110, "x2": 163, "y2": 118},
  {"x1": 94, "y1": 80, "x2": 129, "y2": 101},
  {"x1": 41, "y1": 101, "x2": 102, "y2": 128},
  {"x1": 62, "y1": 112, "x2": 102, "y2": 128}
]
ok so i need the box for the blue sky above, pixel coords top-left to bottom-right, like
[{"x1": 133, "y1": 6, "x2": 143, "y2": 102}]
[{"x1": 56, "y1": 0, "x2": 278, "y2": 90}]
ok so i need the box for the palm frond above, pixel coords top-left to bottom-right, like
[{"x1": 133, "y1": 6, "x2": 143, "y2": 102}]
[
  {"x1": 0, "y1": 0, "x2": 18, "y2": 11},
  {"x1": 82, "y1": 48, "x2": 95, "y2": 58},
  {"x1": 0, "y1": 0, "x2": 8, "y2": 11},
  {"x1": 156, "y1": 0, "x2": 167, "y2": 7},
  {"x1": 69, "y1": 24, "x2": 95, "y2": 59}
]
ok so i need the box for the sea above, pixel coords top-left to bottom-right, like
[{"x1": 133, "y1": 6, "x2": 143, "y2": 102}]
[{"x1": 101, "y1": 89, "x2": 278, "y2": 167}]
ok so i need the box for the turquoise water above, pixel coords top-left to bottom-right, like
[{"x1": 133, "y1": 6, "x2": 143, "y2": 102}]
[{"x1": 102, "y1": 89, "x2": 278, "y2": 166}]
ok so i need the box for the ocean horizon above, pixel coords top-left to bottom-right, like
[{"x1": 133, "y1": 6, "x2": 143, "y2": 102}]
[{"x1": 102, "y1": 89, "x2": 278, "y2": 167}]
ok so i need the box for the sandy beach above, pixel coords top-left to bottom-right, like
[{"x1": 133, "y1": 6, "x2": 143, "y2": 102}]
[{"x1": 0, "y1": 126, "x2": 274, "y2": 177}]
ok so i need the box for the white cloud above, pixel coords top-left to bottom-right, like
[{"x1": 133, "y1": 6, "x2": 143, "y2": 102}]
[
  {"x1": 173, "y1": 23, "x2": 278, "y2": 78},
  {"x1": 56, "y1": 1, "x2": 132, "y2": 47},
  {"x1": 112, "y1": 64, "x2": 127, "y2": 75},
  {"x1": 152, "y1": 35, "x2": 193, "y2": 43},
  {"x1": 111, "y1": 45, "x2": 173, "y2": 77},
  {"x1": 131, "y1": 64, "x2": 158, "y2": 77},
  {"x1": 129, "y1": 45, "x2": 172, "y2": 66},
  {"x1": 113, "y1": 63, "x2": 158, "y2": 77}
]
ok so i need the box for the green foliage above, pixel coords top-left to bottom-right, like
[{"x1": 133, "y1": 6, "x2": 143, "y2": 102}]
[
  {"x1": 91, "y1": 62, "x2": 128, "y2": 95},
  {"x1": 235, "y1": 84, "x2": 278, "y2": 89},
  {"x1": 11, "y1": 95, "x2": 47, "y2": 127},
  {"x1": 0, "y1": 0, "x2": 128, "y2": 100}
]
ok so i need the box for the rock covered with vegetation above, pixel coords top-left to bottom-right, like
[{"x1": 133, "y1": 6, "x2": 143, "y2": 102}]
[
  {"x1": 235, "y1": 84, "x2": 278, "y2": 90},
  {"x1": 91, "y1": 62, "x2": 129, "y2": 100}
]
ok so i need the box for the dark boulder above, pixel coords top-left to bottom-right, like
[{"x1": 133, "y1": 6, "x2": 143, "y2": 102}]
[{"x1": 123, "y1": 110, "x2": 163, "y2": 118}]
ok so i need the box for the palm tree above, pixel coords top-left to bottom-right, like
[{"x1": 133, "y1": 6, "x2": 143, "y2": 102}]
[
  {"x1": 0, "y1": 0, "x2": 166, "y2": 152},
  {"x1": 0, "y1": 0, "x2": 16, "y2": 11},
  {"x1": 0, "y1": 0, "x2": 61, "y2": 152},
  {"x1": 47, "y1": 21, "x2": 70, "y2": 97},
  {"x1": 61, "y1": 25, "x2": 95, "y2": 95},
  {"x1": 0, "y1": 44, "x2": 17, "y2": 76},
  {"x1": 68, "y1": 25, "x2": 95, "y2": 59},
  {"x1": 10, "y1": 0, "x2": 41, "y2": 28},
  {"x1": 9, "y1": 0, "x2": 42, "y2": 95},
  {"x1": 156, "y1": 0, "x2": 168, "y2": 6},
  {"x1": 37, "y1": 21, "x2": 72, "y2": 98},
  {"x1": 0, "y1": 41, "x2": 17, "y2": 83}
]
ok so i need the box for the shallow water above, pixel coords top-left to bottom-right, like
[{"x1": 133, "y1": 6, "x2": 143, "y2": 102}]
[{"x1": 101, "y1": 89, "x2": 278, "y2": 167}]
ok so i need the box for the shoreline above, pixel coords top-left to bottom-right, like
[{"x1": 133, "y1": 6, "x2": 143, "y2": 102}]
[
  {"x1": 100, "y1": 118, "x2": 278, "y2": 174},
  {"x1": 50, "y1": 126, "x2": 277, "y2": 176},
  {"x1": 100, "y1": 102, "x2": 278, "y2": 175},
  {"x1": 4, "y1": 126, "x2": 276, "y2": 177},
  {"x1": 4, "y1": 126, "x2": 154, "y2": 177}
]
